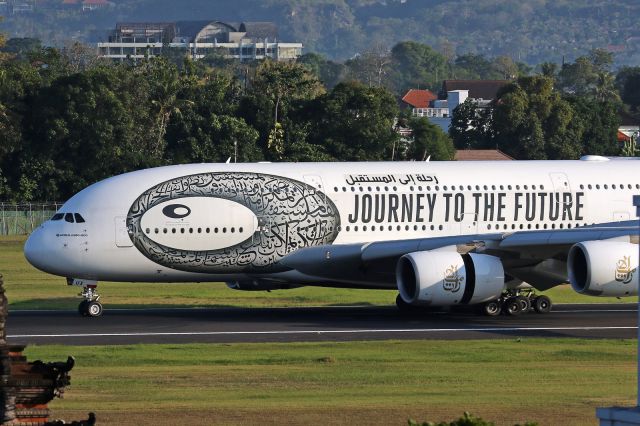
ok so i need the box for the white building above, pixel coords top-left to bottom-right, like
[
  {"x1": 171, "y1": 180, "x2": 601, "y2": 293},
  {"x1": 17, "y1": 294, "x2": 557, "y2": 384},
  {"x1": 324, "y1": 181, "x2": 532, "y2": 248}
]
[{"x1": 98, "y1": 21, "x2": 303, "y2": 62}]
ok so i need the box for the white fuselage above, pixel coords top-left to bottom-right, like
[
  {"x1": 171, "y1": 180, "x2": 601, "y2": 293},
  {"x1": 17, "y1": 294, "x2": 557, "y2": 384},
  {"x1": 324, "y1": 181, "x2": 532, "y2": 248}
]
[{"x1": 24, "y1": 158, "x2": 640, "y2": 285}]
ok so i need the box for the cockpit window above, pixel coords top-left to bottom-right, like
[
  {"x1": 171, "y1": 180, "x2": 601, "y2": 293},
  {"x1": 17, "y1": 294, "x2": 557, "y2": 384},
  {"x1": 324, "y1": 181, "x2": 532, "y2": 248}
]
[
  {"x1": 51, "y1": 213, "x2": 64, "y2": 221},
  {"x1": 64, "y1": 213, "x2": 75, "y2": 223},
  {"x1": 74, "y1": 213, "x2": 86, "y2": 223}
]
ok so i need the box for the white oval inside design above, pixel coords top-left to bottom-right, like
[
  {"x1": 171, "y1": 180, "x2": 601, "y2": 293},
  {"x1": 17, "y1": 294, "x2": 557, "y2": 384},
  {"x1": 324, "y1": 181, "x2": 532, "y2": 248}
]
[{"x1": 140, "y1": 197, "x2": 258, "y2": 251}]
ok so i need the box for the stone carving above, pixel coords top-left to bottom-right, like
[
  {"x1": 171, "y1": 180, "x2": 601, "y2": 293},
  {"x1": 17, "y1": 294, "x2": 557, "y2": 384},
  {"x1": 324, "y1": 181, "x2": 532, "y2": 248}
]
[{"x1": 0, "y1": 274, "x2": 94, "y2": 425}]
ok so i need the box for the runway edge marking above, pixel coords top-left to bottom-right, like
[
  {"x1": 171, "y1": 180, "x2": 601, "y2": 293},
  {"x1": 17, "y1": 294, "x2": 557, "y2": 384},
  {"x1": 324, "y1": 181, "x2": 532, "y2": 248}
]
[{"x1": 8, "y1": 326, "x2": 637, "y2": 339}]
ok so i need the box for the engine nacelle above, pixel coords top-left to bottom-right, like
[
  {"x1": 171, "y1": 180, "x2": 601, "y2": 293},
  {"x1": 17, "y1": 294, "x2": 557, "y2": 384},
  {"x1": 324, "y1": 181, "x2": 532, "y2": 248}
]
[
  {"x1": 568, "y1": 241, "x2": 638, "y2": 297},
  {"x1": 226, "y1": 280, "x2": 301, "y2": 291},
  {"x1": 396, "y1": 251, "x2": 505, "y2": 306}
]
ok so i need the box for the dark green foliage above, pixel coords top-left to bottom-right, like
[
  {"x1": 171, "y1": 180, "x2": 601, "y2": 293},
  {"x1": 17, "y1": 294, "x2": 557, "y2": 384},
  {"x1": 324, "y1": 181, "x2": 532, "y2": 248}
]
[
  {"x1": 408, "y1": 411, "x2": 538, "y2": 426},
  {"x1": 309, "y1": 81, "x2": 399, "y2": 161},
  {"x1": 406, "y1": 117, "x2": 455, "y2": 161},
  {"x1": 616, "y1": 66, "x2": 640, "y2": 113},
  {"x1": 450, "y1": 66, "x2": 623, "y2": 160},
  {"x1": 0, "y1": 35, "x2": 631, "y2": 201}
]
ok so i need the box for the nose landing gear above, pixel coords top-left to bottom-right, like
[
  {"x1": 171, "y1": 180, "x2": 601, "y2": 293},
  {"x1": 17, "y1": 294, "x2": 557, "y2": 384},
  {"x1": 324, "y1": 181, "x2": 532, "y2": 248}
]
[
  {"x1": 67, "y1": 278, "x2": 103, "y2": 317},
  {"x1": 78, "y1": 285, "x2": 103, "y2": 317}
]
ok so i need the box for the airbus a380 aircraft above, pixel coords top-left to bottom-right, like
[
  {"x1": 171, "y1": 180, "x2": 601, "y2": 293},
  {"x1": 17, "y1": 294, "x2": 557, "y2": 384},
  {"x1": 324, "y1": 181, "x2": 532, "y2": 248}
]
[{"x1": 24, "y1": 156, "x2": 639, "y2": 317}]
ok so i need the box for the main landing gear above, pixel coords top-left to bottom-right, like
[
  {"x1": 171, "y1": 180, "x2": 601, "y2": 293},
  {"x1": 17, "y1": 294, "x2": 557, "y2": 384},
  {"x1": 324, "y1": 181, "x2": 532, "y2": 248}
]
[
  {"x1": 68, "y1": 278, "x2": 103, "y2": 317},
  {"x1": 481, "y1": 290, "x2": 552, "y2": 317}
]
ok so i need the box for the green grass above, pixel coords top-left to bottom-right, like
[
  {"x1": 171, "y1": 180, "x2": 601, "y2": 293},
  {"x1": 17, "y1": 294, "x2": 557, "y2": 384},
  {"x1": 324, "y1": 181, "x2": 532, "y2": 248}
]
[
  {"x1": 24, "y1": 339, "x2": 636, "y2": 425},
  {"x1": 1, "y1": 235, "x2": 635, "y2": 310}
]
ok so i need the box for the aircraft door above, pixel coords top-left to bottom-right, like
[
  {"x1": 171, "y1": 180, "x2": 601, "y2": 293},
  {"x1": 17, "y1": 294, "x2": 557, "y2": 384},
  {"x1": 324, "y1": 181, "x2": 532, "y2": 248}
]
[
  {"x1": 549, "y1": 172, "x2": 572, "y2": 213},
  {"x1": 114, "y1": 216, "x2": 133, "y2": 248},
  {"x1": 549, "y1": 173, "x2": 571, "y2": 193},
  {"x1": 459, "y1": 213, "x2": 478, "y2": 235}
]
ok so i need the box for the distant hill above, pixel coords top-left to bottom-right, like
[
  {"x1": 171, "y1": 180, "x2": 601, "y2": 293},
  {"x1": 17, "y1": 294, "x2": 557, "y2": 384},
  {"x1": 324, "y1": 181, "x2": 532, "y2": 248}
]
[{"x1": 1, "y1": 0, "x2": 639, "y2": 67}]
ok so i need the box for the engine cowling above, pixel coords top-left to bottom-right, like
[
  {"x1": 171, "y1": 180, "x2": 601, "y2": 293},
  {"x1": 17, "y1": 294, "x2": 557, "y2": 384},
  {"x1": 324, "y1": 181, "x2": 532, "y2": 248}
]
[
  {"x1": 396, "y1": 251, "x2": 505, "y2": 306},
  {"x1": 568, "y1": 241, "x2": 638, "y2": 297}
]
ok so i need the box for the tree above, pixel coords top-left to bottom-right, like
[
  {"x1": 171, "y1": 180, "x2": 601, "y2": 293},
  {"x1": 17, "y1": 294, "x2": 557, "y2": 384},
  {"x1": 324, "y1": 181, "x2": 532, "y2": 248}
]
[
  {"x1": 20, "y1": 64, "x2": 167, "y2": 200},
  {"x1": 309, "y1": 81, "x2": 399, "y2": 161},
  {"x1": 567, "y1": 96, "x2": 621, "y2": 157},
  {"x1": 0, "y1": 38, "x2": 41, "y2": 61},
  {"x1": 389, "y1": 41, "x2": 448, "y2": 92},
  {"x1": 616, "y1": 66, "x2": 640, "y2": 112},
  {"x1": 557, "y1": 48, "x2": 616, "y2": 99},
  {"x1": 239, "y1": 60, "x2": 325, "y2": 160},
  {"x1": 489, "y1": 76, "x2": 583, "y2": 159},
  {"x1": 406, "y1": 117, "x2": 455, "y2": 161},
  {"x1": 345, "y1": 43, "x2": 392, "y2": 88},
  {"x1": 165, "y1": 69, "x2": 262, "y2": 164},
  {"x1": 298, "y1": 52, "x2": 346, "y2": 89},
  {"x1": 449, "y1": 99, "x2": 493, "y2": 150}
]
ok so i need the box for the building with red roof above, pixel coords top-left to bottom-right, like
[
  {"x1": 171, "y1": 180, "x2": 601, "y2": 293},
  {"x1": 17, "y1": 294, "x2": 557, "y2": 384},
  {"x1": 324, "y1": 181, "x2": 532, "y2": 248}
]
[{"x1": 401, "y1": 89, "x2": 437, "y2": 109}]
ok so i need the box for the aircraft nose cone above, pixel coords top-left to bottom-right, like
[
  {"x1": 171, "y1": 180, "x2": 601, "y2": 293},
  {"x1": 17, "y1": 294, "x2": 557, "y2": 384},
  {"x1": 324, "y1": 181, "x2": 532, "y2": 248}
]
[
  {"x1": 24, "y1": 227, "x2": 49, "y2": 272},
  {"x1": 24, "y1": 226, "x2": 68, "y2": 276}
]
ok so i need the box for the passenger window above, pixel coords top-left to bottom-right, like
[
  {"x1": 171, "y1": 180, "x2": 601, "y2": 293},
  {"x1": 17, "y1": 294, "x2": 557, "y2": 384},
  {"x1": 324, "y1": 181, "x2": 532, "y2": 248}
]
[
  {"x1": 64, "y1": 213, "x2": 74, "y2": 223},
  {"x1": 74, "y1": 213, "x2": 86, "y2": 223},
  {"x1": 51, "y1": 213, "x2": 64, "y2": 221}
]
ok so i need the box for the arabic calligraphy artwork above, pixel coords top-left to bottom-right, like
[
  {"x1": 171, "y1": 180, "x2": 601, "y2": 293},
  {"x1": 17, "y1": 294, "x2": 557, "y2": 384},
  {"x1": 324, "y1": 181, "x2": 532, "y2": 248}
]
[
  {"x1": 615, "y1": 255, "x2": 636, "y2": 284},
  {"x1": 127, "y1": 172, "x2": 340, "y2": 273},
  {"x1": 345, "y1": 174, "x2": 439, "y2": 186},
  {"x1": 442, "y1": 265, "x2": 463, "y2": 293}
]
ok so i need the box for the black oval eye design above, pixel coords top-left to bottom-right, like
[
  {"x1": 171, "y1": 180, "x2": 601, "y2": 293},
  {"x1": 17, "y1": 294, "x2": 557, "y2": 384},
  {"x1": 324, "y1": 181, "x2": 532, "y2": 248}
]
[{"x1": 162, "y1": 204, "x2": 191, "y2": 219}]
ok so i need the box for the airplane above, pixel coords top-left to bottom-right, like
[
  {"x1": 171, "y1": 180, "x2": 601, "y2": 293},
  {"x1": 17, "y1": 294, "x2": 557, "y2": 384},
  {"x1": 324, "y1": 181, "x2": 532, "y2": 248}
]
[{"x1": 24, "y1": 156, "x2": 640, "y2": 317}]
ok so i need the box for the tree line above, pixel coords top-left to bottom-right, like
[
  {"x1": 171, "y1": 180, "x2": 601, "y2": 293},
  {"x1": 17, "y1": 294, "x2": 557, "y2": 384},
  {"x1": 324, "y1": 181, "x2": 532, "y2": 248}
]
[{"x1": 0, "y1": 38, "x2": 638, "y2": 201}]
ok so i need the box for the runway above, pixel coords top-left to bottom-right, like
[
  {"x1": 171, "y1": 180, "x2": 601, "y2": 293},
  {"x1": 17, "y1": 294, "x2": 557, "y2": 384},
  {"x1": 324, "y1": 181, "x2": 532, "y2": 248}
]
[{"x1": 5, "y1": 303, "x2": 637, "y2": 345}]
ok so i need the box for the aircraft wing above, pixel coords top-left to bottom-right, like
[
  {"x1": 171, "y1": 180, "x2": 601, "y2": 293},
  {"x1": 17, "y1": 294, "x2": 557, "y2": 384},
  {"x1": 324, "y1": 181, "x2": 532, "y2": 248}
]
[{"x1": 278, "y1": 220, "x2": 639, "y2": 289}]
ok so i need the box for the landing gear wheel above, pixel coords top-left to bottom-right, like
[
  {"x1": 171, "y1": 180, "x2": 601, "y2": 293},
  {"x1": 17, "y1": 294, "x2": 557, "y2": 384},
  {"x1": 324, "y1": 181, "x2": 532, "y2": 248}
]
[
  {"x1": 85, "y1": 301, "x2": 103, "y2": 317},
  {"x1": 533, "y1": 295, "x2": 552, "y2": 314},
  {"x1": 78, "y1": 300, "x2": 89, "y2": 316},
  {"x1": 504, "y1": 297, "x2": 522, "y2": 316},
  {"x1": 482, "y1": 300, "x2": 502, "y2": 316},
  {"x1": 516, "y1": 296, "x2": 531, "y2": 313}
]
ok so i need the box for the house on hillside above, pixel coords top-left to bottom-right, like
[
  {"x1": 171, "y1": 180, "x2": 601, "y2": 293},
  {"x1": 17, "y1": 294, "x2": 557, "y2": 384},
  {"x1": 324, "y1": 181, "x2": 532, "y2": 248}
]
[
  {"x1": 619, "y1": 110, "x2": 639, "y2": 141},
  {"x1": 401, "y1": 89, "x2": 439, "y2": 116},
  {"x1": 429, "y1": 80, "x2": 509, "y2": 132}
]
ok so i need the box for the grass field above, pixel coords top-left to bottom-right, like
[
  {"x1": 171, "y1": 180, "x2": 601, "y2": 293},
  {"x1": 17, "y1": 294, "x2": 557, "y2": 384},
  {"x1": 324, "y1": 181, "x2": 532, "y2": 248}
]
[
  {"x1": 3, "y1": 238, "x2": 638, "y2": 425},
  {"x1": 25, "y1": 339, "x2": 636, "y2": 425},
  {"x1": 0, "y1": 235, "x2": 635, "y2": 310}
]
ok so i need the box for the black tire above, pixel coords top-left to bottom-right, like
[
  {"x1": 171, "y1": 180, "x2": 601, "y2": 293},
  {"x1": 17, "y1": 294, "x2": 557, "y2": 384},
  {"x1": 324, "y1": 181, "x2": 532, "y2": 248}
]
[
  {"x1": 504, "y1": 297, "x2": 522, "y2": 316},
  {"x1": 78, "y1": 300, "x2": 89, "y2": 316},
  {"x1": 482, "y1": 300, "x2": 502, "y2": 316},
  {"x1": 86, "y1": 301, "x2": 103, "y2": 317},
  {"x1": 533, "y1": 295, "x2": 552, "y2": 314},
  {"x1": 516, "y1": 295, "x2": 531, "y2": 313}
]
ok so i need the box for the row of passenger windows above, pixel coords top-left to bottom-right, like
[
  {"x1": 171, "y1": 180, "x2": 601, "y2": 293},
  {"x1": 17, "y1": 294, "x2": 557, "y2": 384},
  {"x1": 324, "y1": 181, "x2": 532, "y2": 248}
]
[
  {"x1": 335, "y1": 184, "x2": 548, "y2": 192},
  {"x1": 51, "y1": 213, "x2": 86, "y2": 223},
  {"x1": 334, "y1": 183, "x2": 640, "y2": 192},
  {"x1": 145, "y1": 227, "x2": 244, "y2": 235},
  {"x1": 579, "y1": 183, "x2": 640, "y2": 190},
  {"x1": 336, "y1": 222, "x2": 588, "y2": 233}
]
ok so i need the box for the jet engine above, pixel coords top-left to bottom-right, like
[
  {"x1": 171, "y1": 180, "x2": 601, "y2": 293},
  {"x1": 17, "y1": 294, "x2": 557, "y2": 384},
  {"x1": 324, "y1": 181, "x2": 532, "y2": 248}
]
[
  {"x1": 568, "y1": 241, "x2": 638, "y2": 297},
  {"x1": 226, "y1": 280, "x2": 301, "y2": 291},
  {"x1": 396, "y1": 251, "x2": 505, "y2": 306}
]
